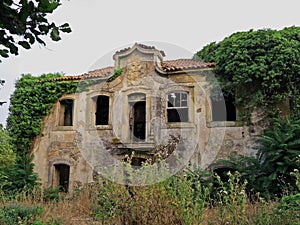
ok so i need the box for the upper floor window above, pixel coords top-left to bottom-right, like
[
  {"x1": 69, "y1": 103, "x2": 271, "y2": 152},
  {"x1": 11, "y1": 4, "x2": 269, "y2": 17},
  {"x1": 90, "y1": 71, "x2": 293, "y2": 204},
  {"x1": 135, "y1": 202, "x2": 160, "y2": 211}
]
[
  {"x1": 95, "y1": 95, "x2": 109, "y2": 125},
  {"x1": 211, "y1": 92, "x2": 236, "y2": 121},
  {"x1": 167, "y1": 91, "x2": 189, "y2": 122},
  {"x1": 59, "y1": 99, "x2": 74, "y2": 126}
]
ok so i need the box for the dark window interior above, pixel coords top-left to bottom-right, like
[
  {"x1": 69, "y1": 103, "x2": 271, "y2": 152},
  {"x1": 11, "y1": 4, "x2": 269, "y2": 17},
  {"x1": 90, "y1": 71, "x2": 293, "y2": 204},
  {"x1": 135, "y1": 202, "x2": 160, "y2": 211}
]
[
  {"x1": 60, "y1": 99, "x2": 73, "y2": 126},
  {"x1": 96, "y1": 95, "x2": 109, "y2": 125},
  {"x1": 131, "y1": 101, "x2": 146, "y2": 140},
  {"x1": 131, "y1": 157, "x2": 147, "y2": 167},
  {"x1": 54, "y1": 164, "x2": 70, "y2": 192},
  {"x1": 211, "y1": 92, "x2": 236, "y2": 121}
]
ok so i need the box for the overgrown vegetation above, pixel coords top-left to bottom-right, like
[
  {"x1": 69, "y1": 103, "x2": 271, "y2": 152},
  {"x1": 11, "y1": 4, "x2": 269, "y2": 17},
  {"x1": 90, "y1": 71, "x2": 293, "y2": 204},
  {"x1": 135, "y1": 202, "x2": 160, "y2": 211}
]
[
  {"x1": 0, "y1": 167, "x2": 299, "y2": 225},
  {"x1": 194, "y1": 26, "x2": 300, "y2": 119},
  {"x1": 0, "y1": 27, "x2": 299, "y2": 223},
  {"x1": 2, "y1": 73, "x2": 78, "y2": 194},
  {"x1": 107, "y1": 68, "x2": 123, "y2": 82},
  {"x1": 0, "y1": 124, "x2": 15, "y2": 166},
  {"x1": 219, "y1": 117, "x2": 300, "y2": 198}
]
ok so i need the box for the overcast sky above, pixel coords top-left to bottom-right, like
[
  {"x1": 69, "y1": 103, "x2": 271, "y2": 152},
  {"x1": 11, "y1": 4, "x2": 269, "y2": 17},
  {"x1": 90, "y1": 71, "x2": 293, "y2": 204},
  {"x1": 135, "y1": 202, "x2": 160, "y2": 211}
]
[{"x1": 0, "y1": 0, "x2": 299, "y2": 126}]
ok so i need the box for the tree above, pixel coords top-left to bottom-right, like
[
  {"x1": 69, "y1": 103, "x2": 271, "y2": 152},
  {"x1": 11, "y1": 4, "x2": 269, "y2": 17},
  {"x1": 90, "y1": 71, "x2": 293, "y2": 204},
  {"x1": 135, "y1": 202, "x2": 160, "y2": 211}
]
[
  {"x1": 0, "y1": 0, "x2": 71, "y2": 61},
  {"x1": 194, "y1": 27, "x2": 300, "y2": 118},
  {"x1": 0, "y1": 124, "x2": 15, "y2": 166},
  {"x1": 0, "y1": 79, "x2": 6, "y2": 105}
]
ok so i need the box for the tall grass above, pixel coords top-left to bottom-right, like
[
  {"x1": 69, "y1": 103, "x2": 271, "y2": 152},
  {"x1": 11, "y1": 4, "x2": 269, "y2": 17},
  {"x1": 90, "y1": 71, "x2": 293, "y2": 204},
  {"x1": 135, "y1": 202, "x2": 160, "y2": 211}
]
[{"x1": 0, "y1": 168, "x2": 299, "y2": 224}]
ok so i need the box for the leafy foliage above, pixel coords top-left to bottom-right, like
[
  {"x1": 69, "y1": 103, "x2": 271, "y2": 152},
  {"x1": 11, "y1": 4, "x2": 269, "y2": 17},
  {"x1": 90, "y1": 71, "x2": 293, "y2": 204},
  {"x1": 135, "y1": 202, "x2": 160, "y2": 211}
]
[
  {"x1": 256, "y1": 117, "x2": 300, "y2": 195},
  {"x1": 0, "y1": 0, "x2": 71, "y2": 61},
  {"x1": 218, "y1": 117, "x2": 300, "y2": 197},
  {"x1": 194, "y1": 27, "x2": 300, "y2": 119},
  {"x1": 0, "y1": 124, "x2": 15, "y2": 166},
  {"x1": 107, "y1": 68, "x2": 123, "y2": 82},
  {"x1": 3, "y1": 73, "x2": 77, "y2": 193},
  {"x1": 0, "y1": 204, "x2": 44, "y2": 225}
]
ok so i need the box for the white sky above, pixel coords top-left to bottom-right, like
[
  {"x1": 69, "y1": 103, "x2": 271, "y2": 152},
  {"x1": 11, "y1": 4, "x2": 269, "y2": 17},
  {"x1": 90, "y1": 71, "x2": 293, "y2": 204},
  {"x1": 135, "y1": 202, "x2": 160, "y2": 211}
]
[{"x1": 0, "y1": 0, "x2": 299, "y2": 126}]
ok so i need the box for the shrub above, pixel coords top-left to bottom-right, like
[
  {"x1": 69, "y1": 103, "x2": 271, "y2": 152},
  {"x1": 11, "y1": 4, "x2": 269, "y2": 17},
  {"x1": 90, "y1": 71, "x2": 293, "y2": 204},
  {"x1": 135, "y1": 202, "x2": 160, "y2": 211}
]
[{"x1": 0, "y1": 204, "x2": 43, "y2": 225}]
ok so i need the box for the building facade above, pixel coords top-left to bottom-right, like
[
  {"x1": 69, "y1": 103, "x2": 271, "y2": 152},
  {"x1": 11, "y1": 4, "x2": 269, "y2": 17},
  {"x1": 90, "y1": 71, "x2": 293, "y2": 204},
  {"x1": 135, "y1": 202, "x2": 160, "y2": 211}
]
[{"x1": 32, "y1": 44, "x2": 263, "y2": 191}]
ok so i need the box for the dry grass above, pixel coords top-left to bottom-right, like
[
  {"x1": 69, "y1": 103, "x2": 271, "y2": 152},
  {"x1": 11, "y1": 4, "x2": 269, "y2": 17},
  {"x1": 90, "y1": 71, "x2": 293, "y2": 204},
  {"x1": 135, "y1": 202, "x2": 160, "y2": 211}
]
[{"x1": 0, "y1": 177, "x2": 299, "y2": 225}]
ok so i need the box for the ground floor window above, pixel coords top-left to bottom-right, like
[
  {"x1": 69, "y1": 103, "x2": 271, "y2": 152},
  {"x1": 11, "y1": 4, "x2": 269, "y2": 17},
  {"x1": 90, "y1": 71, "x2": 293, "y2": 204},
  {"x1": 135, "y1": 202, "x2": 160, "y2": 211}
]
[{"x1": 53, "y1": 164, "x2": 70, "y2": 192}]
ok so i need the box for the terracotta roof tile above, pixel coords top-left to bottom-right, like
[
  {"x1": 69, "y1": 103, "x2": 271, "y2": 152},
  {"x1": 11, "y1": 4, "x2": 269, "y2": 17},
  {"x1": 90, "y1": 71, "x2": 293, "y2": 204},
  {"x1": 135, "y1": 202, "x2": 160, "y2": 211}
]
[
  {"x1": 50, "y1": 59, "x2": 215, "y2": 82},
  {"x1": 51, "y1": 67, "x2": 114, "y2": 81},
  {"x1": 161, "y1": 59, "x2": 216, "y2": 72}
]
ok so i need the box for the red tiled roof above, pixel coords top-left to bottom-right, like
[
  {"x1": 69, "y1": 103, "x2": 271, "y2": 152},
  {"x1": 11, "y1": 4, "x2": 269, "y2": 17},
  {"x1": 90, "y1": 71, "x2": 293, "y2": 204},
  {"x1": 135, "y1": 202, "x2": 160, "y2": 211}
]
[
  {"x1": 50, "y1": 59, "x2": 215, "y2": 81},
  {"x1": 161, "y1": 59, "x2": 216, "y2": 72},
  {"x1": 51, "y1": 67, "x2": 114, "y2": 81}
]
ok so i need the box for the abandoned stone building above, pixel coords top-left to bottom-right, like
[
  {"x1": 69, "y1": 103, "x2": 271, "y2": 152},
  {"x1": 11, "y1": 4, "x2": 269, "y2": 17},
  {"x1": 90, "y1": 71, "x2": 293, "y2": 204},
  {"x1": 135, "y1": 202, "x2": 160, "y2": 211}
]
[{"x1": 32, "y1": 43, "x2": 265, "y2": 192}]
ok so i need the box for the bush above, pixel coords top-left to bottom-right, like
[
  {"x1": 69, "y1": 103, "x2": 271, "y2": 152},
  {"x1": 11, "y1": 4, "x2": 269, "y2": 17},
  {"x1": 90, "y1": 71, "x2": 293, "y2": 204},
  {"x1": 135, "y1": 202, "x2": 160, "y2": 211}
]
[
  {"x1": 0, "y1": 204, "x2": 44, "y2": 225},
  {"x1": 218, "y1": 117, "x2": 300, "y2": 198}
]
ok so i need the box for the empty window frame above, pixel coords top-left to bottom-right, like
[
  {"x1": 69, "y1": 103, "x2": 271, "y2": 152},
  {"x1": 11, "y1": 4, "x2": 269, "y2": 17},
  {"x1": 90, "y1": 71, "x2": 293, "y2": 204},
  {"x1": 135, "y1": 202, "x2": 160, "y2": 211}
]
[
  {"x1": 167, "y1": 91, "x2": 189, "y2": 122},
  {"x1": 95, "y1": 95, "x2": 109, "y2": 125},
  {"x1": 128, "y1": 93, "x2": 146, "y2": 141},
  {"x1": 59, "y1": 99, "x2": 74, "y2": 126},
  {"x1": 53, "y1": 164, "x2": 70, "y2": 192},
  {"x1": 211, "y1": 92, "x2": 236, "y2": 121}
]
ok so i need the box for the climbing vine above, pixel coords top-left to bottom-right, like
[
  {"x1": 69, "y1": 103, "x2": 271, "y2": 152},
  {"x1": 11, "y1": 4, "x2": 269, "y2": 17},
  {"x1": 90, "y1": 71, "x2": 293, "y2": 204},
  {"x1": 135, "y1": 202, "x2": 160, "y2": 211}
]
[
  {"x1": 194, "y1": 26, "x2": 300, "y2": 120},
  {"x1": 7, "y1": 73, "x2": 78, "y2": 157},
  {"x1": 107, "y1": 68, "x2": 123, "y2": 82},
  {"x1": 5, "y1": 73, "x2": 78, "y2": 192}
]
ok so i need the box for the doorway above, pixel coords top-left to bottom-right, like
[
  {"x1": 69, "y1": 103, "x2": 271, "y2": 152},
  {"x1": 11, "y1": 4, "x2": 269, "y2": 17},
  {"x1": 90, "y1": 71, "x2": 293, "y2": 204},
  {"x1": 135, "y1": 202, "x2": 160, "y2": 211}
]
[
  {"x1": 53, "y1": 164, "x2": 70, "y2": 192},
  {"x1": 128, "y1": 93, "x2": 146, "y2": 142},
  {"x1": 130, "y1": 101, "x2": 146, "y2": 141}
]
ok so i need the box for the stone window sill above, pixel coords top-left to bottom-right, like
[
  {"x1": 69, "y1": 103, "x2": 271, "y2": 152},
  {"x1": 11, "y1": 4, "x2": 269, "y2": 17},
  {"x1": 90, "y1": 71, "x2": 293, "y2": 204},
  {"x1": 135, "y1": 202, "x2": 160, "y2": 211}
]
[
  {"x1": 95, "y1": 125, "x2": 112, "y2": 130},
  {"x1": 207, "y1": 121, "x2": 244, "y2": 128},
  {"x1": 166, "y1": 122, "x2": 195, "y2": 129},
  {"x1": 54, "y1": 126, "x2": 74, "y2": 131}
]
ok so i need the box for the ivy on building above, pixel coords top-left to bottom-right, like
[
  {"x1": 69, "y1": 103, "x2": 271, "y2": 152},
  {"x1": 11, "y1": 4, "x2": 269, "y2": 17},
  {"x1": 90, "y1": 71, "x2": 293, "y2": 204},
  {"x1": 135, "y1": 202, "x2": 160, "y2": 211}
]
[
  {"x1": 107, "y1": 68, "x2": 123, "y2": 82},
  {"x1": 194, "y1": 26, "x2": 300, "y2": 120},
  {"x1": 4, "y1": 73, "x2": 78, "y2": 192}
]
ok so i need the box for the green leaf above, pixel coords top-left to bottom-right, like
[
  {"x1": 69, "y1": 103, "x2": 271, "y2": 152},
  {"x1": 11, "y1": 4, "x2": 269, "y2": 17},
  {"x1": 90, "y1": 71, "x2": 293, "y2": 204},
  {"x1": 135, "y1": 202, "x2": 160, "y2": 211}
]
[
  {"x1": 18, "y1": 41, "x2": 30, "y2": 49},
  {"x1": 59, "y1": 23, "x2": 72, "y2": 33},
  {"x1": 0, "y1": 49, "x2": 9, "y2": 57},
  {"x1": 38, "y1": 24, "x2": 50, "y2": 33},
  {"x1": 24, "y1": 33, "x2": 35, "y2": 44},
  {"x1": 50, "y1": 26, "x2": 61, "y2": 41}
]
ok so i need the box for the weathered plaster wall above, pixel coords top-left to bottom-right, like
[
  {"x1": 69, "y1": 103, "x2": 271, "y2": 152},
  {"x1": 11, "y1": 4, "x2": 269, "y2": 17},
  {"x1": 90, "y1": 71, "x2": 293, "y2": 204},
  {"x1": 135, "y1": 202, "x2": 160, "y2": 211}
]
[{"x1": 32, "y1": 46, "x2": 265, "y2": 191}]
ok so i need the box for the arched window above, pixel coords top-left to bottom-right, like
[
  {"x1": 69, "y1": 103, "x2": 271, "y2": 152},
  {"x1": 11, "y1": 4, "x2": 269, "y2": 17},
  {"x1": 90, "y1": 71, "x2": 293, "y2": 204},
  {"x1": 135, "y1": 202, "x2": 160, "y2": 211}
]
[
  {"x1": 59, "y1": 99, "x2": 74, "y2": 126},
  {"x1": 95, "y1": 95, "x2": 109, "y2": 125},
  {"x1": 167, "y1": 91, "x2": 189, "y2": 122}
]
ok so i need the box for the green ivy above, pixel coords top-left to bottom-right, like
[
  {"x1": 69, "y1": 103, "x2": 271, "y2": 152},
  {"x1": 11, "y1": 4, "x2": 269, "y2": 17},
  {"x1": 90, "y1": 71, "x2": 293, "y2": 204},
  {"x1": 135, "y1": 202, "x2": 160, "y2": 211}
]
[
  {"x1": 107, "y1": 68, "x2": 123, "y2": 82},
  {"x1": 194, "y1": 26, "x2": 300, "y2": 120},
  {"x1": 5, "y1": 73, "x2": 78, "y2": 192}
]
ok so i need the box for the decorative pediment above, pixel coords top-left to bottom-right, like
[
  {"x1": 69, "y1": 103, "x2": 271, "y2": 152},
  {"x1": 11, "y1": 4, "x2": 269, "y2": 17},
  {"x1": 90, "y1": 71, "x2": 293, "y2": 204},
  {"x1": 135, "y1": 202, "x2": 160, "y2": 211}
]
[{"x1": 113, "y1": 43, "x2": 165, "y2": 69}]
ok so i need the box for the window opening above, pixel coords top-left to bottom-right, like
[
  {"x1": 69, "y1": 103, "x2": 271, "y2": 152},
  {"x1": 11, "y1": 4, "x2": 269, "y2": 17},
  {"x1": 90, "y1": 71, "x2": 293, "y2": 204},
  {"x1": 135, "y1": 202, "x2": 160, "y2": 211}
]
[
  {"x1": 59, "y1": 99, "x2": 73, "y2": 126},
  {"x1": 131, "y1": 157, "x2": 146, "y2": 167},
  {"x1": 167, "y1": 91, "x2": 188, "y2": 122},
  {"x1": 211, "y1": 92, "x2": 236, "y2": 121},
  {"x1": 129, "y1": 93, "x2": 146, "y2": 141},
  {"x1": 53, "y1": 164, "x2": 70, "y2": 192},
  {"x1": 95, "y1": 95, "x2": 109, "y2": 125}
]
